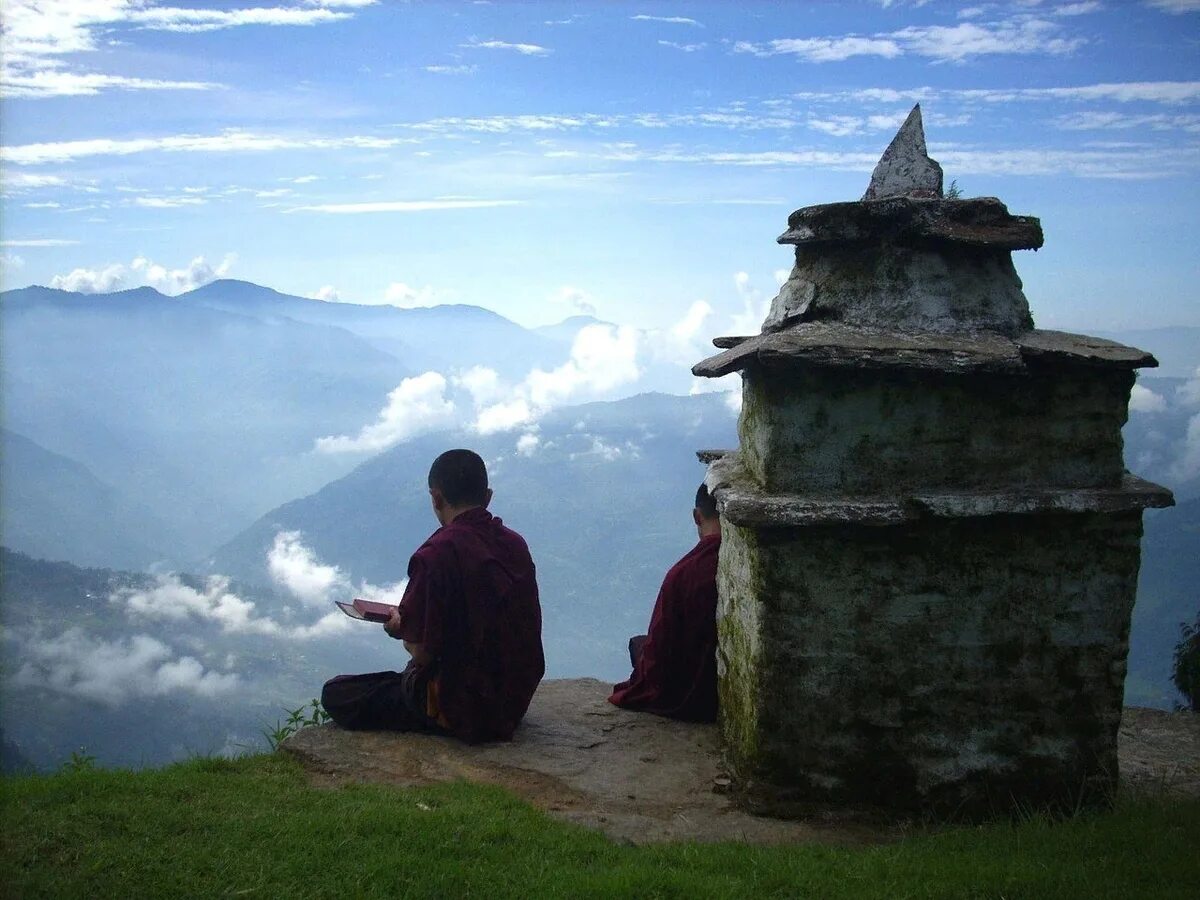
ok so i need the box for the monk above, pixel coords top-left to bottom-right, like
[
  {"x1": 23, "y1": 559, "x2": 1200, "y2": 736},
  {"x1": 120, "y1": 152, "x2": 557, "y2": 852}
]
[
  {"x1": 322, "y1": 449, "x2": 544, "y2": 743},
  {"x1": 608, "y1": 484, "x2": 721, "y2": 722}
]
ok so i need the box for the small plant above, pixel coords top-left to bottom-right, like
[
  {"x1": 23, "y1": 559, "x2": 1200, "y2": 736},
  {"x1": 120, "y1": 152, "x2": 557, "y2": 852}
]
[
  {"x1": 262, "y1": 698, "x2": 331, "y2": 751},
  {"x1": 59, "y1": 748, "x2": 96, "y2": 773},
  {"x1": 945, "y1": 179, "x2": 962, "y2": 199},
  {"x1": 1172, "y1": 612, "x2": 1199, "y2": 712}
]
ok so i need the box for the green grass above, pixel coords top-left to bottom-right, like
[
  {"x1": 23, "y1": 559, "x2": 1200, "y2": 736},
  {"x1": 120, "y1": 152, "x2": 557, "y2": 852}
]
[{"x1": 3, "y1": 754, "x2": 1198, "y2": 899}]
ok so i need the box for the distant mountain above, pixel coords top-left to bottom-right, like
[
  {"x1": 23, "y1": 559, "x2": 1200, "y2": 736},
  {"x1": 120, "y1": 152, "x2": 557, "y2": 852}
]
[
  {"x1": 534, "y1": 315, "x2": 615, "y2": 344},
  {"x1": 208, "y1": 391, "x2": 740, "y2": 680},
  {"x1": 0, "y1": 429, "x2": 182, "y2": 569},
  {"x1": 179, "y1": 280, "x2": 564, "y2": 380},
  {"x1": 1, "y1": 284, "x2": 415, "y2": 559},
  {"x1": 1126, "y1": 498, "x2": 1200, "y2": 709}
]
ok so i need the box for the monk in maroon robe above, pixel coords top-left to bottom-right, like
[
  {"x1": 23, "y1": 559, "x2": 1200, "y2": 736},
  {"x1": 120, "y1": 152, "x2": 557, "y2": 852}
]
[
  {"x1": 322, "y1": 449, "x2": 544, "y2": 743},
  {"x1": 608, "y1": 484, "x2": 720, "y2": 722}
]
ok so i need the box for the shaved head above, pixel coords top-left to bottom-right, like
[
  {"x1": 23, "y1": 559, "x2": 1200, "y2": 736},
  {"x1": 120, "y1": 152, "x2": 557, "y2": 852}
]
[
  {"x1": 429, "y1": 449, "x2": 489, "y2": 507},
  {"x1": 695, "y1": 483, "x2": 718, "y2": 520}
]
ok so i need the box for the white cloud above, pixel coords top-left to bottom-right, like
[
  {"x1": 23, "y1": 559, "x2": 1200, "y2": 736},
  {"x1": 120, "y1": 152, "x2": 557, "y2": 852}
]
[
  {"x1": 475, "y1": 397, "x2": 535, "y2": 434},
  {"x1": 1, "y1": 238, "x2": 80, "y2": 247},
  {"x1": 3, "y1": 131, "x2": 405, "y2": 166},
  {"x1": 114, "y1": 574, "x2": 282, "y2": 635},
  {"x1": 267, "y1": 531, "x2": 349, "y2": 606},
  {"x1": 1145, "y1": 0, "x2": 1200, "y2": 12},
  {"x1": 1177, "y1": 367, "x2": 1200, "y2": 407},
  {"x1": 736, "y1": 18, "x2": 1084, "y2": 64},
  {"x1": 526, "y1": 324, "x2": 640, "y2": 407},
  {"x1": 658, "y1": 40, "x2": 707, "y2": 52},
  {"x1": 1169, "y1": 413, "x2": 1200, "y2": 482},
  {"x1": 550, "y1": 285, "x2": 598, "y2": 316},
  {"x1": 287, "y1": 199, "x2": 524, "y2": 214},
  {"x1": 310, "y1": 285, "x2": 340, "y2": 302},
  {"x1": 1130, "y1": 384, "x2": 1168, "y2": 413},
  {"x1": 631, "y1": 15, "x2": 702, "y2": 26},
  {"x1": 0, "y1": 1, "x2": 372, "y2": 100},
  {"x1": 730, "y1": 271, "x2": 770, "y2": 334},
  {"x1": 134, "y1": 195, "x2": 207, "y2": 208},
  {"x1": 14, "y1": 628, "x2": 238, "y2": 706},
  {"x1": 461, "y1": 38, "x2": 551, "y2": 56},
  {"x1": 1054, "y1": 111, "x2": 1200, "y2": 132},
  {"x1": 48, "y1": 253, "x2": 234, "y2": 294},
  {"x1": 315, "y1": 371, "x2": 457, "y2": 454},
  {"x1": 425, "y1": 64, "x2": 478, "y2": 75},
  {"x1": 516, "y1": 432, "x2": 540, "y2": 456},
  {"x1": 652, "y1": 300, "x2": 714, "y2": 366},
  {"x1": 454, "y1": 365, "x2": 506, "y2": 406},
  {"x1": 735, "y1": 36, "x2": 902, "y2": 62},
  {"x1": 383, "y1": 281, "x2": 441, "y2": 307}
]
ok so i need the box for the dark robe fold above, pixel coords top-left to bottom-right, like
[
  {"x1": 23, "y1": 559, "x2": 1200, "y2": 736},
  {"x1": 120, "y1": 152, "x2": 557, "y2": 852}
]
[
  {"x1": 608, "y1": 533, "x2": 720, "y2": 722},
  {"x1": 324, "y1": 507, "x2": 544, "y2": 743}
]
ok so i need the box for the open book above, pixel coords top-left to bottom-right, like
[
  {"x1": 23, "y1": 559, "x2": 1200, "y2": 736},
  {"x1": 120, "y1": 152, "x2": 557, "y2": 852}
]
[{"x1": 334, "y1": 598, "x2": 398, "y2": 623}]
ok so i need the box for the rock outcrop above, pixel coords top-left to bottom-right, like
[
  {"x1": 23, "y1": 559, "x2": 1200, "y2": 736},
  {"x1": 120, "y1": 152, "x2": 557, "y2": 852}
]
[{"x1": 282, "y1": 680, "x2": 1199, "y2": 845}]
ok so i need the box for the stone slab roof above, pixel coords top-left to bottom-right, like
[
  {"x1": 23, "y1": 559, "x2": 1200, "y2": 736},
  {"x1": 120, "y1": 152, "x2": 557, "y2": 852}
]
[
  {"x1": 700, "y1": 452, "x2": 1174, "y2": 528},
  {"x1": 693, "y1": 325, "x2": 1157, "y2": 379}
]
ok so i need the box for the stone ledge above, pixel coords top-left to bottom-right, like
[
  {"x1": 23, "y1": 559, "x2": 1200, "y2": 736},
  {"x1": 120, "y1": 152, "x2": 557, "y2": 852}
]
[
  {"x1": 703, "y1": 453, "x2": 1174, "y2": 528},
  {"x1": 279, "y1": 679, "x2": 1199, "y2": 844},
  {"x1": 777, "y1": 196, "x2": 1043, "y2": 251},
  {"x1": 693, "y1": 325, "x2": 1158, "y2": 379}
]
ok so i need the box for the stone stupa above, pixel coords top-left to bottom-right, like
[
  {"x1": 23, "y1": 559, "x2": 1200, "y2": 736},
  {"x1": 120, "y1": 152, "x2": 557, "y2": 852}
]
[{"x1": 693, "y1": 105, "x2": 1174, "y2": 816}]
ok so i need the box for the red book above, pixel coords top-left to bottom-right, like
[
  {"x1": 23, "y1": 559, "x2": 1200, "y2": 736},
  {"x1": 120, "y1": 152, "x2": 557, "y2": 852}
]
[{"x1": 334, "y1": 598, "x2": 398, "y2": 624}]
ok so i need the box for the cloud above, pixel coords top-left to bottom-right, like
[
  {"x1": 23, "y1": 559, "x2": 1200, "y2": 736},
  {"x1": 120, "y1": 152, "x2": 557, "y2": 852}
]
[
  {"x1": 515, "y1": 432, "x2": 540, "y2": 456},
  {"x1": 550, "y1": 285, "x2": 598, "y2": 316},
  {"x1": 1145, "y1": 0, "x2": 1200, "y2": 12},
  {"x1": 133, "y1": 195, "x2": 208, "y2": 208},
  {"x1": 735, "y1": 18, "x2": 1084, "y2": 64},
  {"x1": 14, "y1": 628, "x2": 239, "y2": 706},
  {"x1": 730, "y1": 271, "x2": 771, "y2": 334},
  {"x1": 734, "y1": 36, "x2": 902, "y2": 62},
  {"x1": 424, "y1": 64, "x2": 478, "y2": 75},
  {"x1": 658, "y1": 40, "x2": 707, "y2": 52},
  {"x1": 794, "y1": 81, "x2": 1200, "y2": 105},
  {"x1": 1169, "y1": 413, "x2": 1200, "y2": 482},
  {"x1": 310, "y1": 285, "x2": 340, "y2": 302},
  {"x1": 1054, "y1": 112, "x2": 1200, "y2": 132},
  {"x1": 631, "y1": 15, "x2": 703, "y2": 26},
  {"x1": 525, "y1": 324, "x2": 640, "y2": 408},
  {"x1": 114, "y1": 574, "x2": 283, "y2": 635},
  {"x1": 1, "y1": 1, "x2": 372, "y2": 100},
  {"x1": 3, "y1": 131, "x2": 405, "y2": 166},
  {"x1": 1130, "y1": 384, "x2": 1168, "y2": 413},
  {"x1": 288, "y1": 199, "x2": 523, "y2": 214},
  {"x1": 49, "y1": 253, "x2": 236, "y2": 294},
  {"x1": 461, "y1": 38, "x2": 552, "y2": 56},
  {"x1": 1, "y1": 238, "x2": 80, "y2": 247},
  {"x1": 315, "y1": 371, "x2": 456, "y2": 453},
  {"x1": 267, "y1": 531, "x2": 350, "y2": 606},
  {"x1": 654, "y1": 300, "x2": 714, "y2": 366},
  {"x1": 454, "y1": 365, "x2": 506, "y2": 406},
  {"x1": 383, "y1": 281, "x2": 441, "y2": 307}
]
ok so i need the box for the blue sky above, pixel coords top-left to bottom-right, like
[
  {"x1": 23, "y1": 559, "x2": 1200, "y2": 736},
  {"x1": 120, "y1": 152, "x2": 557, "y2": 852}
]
[{"x1": 2, "y1": 0, "x2": 1198, "y2": 334}]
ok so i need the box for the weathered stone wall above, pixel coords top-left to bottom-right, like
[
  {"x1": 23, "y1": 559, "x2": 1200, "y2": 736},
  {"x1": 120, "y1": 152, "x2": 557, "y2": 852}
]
[
  {"x1": 717, "y1": 510, "x2": 1144, "y2": 815},
  {"x1": 737, "y1": 364, "x2": 1134, "y2": 495},
  {"x1": 765, "y1": 243, "x2": 1034, "y2": 335}
]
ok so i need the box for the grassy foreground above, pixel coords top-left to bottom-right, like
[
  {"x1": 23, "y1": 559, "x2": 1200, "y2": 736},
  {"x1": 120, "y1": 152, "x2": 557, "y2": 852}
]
[{"x1": 3, "y1": 754, "x2": 1198, "y2": 899}]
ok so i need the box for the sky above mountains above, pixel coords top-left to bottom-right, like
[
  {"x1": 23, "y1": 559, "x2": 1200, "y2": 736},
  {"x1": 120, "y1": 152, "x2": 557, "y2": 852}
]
[{"x1": 2, "y1": 0, "x2": 1198, "y2": 335}]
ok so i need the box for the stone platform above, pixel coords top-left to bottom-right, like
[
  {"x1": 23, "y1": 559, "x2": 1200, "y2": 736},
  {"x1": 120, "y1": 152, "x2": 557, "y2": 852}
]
[{"x1": 281, "y1": 679, "x2": 1199, "y2": 845}]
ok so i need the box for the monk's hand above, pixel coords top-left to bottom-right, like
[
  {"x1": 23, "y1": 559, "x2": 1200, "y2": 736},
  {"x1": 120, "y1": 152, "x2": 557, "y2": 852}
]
[{"x1": 383, "y1": 609, "x2": 404, "y2": 640}]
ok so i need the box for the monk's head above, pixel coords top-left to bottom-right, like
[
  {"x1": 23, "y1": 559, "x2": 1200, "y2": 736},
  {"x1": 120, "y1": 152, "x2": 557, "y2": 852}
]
[
  {"x1": 693, "y1": 483, "x2": 720, "y2": 538},
  {"x1": 428, "y1": 449, "x2": 492, "y2": 525}
]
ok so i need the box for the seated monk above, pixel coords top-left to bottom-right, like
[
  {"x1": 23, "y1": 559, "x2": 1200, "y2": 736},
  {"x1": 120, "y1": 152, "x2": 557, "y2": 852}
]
[
  {"x1": 322, "y1": 449, "x2": 544, "y2": 743},
  {"x1": 608, "y1": 484, "x2": 721, "y2": 722}
]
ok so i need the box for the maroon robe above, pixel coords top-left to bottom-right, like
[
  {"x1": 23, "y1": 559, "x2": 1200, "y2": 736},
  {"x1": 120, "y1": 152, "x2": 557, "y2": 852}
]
[
  {"x1": 395, "y1": 507, "x2": 544, "y2": 743},
  {"x1": 608, "y1": 533, "x2": 720, "y2": 721}
]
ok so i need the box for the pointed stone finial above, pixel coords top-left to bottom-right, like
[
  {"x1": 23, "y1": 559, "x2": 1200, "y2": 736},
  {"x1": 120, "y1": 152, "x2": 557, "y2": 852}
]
[{"x1": 862, "y1": 104, "x2": 944, "y2": 201}]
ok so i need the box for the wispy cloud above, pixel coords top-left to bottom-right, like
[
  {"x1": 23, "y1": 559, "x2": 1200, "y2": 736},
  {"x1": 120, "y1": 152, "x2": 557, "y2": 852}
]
[
  {"x1": 424, "y1": 64, "x2": 478, "y2": 75},
  {"x1": 1144, "y1": 0, "x2": 1200, "y2": 12},
  {"x1": 286, "y1": 199, "x2": 525, "y2": 214},
  {"x1": 1, "y1": 0, "x2": 372, "y2": 99},
  {"x1": 658, "y1": 40, "x2": 707, "y2": 52},
  {"x1": 461, "y1": 38, "x2": 552, "y2": 56},
  {"x1": 134, "y1": 195, "x2": 208, "y2": 208},
  {"x1": 631, "y1": 15, "x2": 703, "y2": 27},
  {"x1": 3, "y1": 131, "x2": 405, "y2": 165},
  {"x1": 793, "y1": 81, "x2": 1200, "y2": 105},
  {"x1": 736, "y1": 18, "x2": 1085, "y2": 64},
  {"x1": 315, "y1": 371, "x2": 457, "y2": 453},
  {"x1": 1, "y1": 238, "x2": 80, "y2": 247}
]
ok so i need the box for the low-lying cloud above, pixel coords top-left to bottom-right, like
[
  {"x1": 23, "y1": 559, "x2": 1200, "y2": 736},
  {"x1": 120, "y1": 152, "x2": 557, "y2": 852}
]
[
  {"x1": 15, "y1": 629, "x2": 239, "y2": 706},
  {"x1": 50, "y1": 253, "x2": 236, "y2": 295}
]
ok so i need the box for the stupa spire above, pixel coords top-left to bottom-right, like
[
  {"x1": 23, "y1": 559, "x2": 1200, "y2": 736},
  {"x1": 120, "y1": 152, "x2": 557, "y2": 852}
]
[{"x1": 862, "y1": 103, "x2": 943, "y2": 201}]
